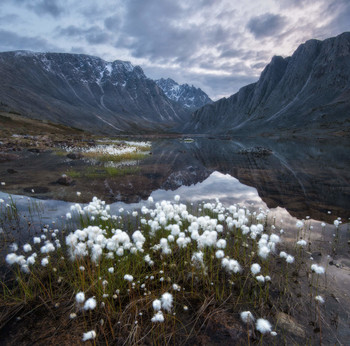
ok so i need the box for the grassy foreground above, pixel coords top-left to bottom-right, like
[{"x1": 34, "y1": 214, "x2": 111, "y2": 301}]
[{"x1": 0, "y1": 196, "x2": 333, "y2": 344}]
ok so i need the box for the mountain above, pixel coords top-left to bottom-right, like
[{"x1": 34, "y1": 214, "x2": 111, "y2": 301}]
[
  {"x1": 155, "y1": 78, "x2": 212, "y2": 111},
  {"x1": 186, "y1": 32, "x2": 350, "y2": 136},
  {"x1": 0, "y1": 51, "x2": 191, "y2": 134}
]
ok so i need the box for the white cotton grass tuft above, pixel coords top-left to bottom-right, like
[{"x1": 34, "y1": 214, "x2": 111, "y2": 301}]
[
  {"x1": 286, "y1": 255, "x2": 295, "y2": 264},
  {"x1": 315, "y1": 295, "x2": 325, "y2": 304},
  {"x1": 82, "y1": 330, "x2": 96, "y2": 341},
  {"x1": 23, "y1": 243, "x2": 32, "y2": 252},
  {"x1": 124, "y1": 274, "x2": 133, "y2": 282},
  {"x1": 296, "y1": 239, "x2": 307, "y2": 247},
  {"x1": 151, "y1": 310, "x2": 164, "y2": 322},
  {"x1": 84, "y1": 297, "x2": 97, "y2": 310},
  {"x1": 161, "y1": 292, "x2": 173, "y2": 312},
  {"x1": 311, "y1": 264, "x2": 325, "y2": 274},
  {"x1": 152, "y1": 299, "x2": 161, "y2": 311},
  {"x1": 251, "y1": 263, "x2": 261, "y2": 275},
  {"x1": 240, "y1": 311, "x2": 254, "y2": 323},
  {"x1": 174, "y1": 195, "x2": 180, "y2": 202},
  {"x1": 215, "y1": 250, "x2": 224, "y2": 259},
  {"x1": 256, "y1": 275, "x2": 265, "y2": 283},
  {"x1": 41, "y1": 257, "x2": 49, "y2": 267},
  {"x1": 256, "y1": 318, "x2": 272, "y2": 334},
  {"x1": 75, "y1": 291, "x2": 85, "y2": 304}
]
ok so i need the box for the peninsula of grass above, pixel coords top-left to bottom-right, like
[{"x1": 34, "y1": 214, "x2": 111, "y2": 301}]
[
  {"x1": 67, "y1": 166, "x2": 140, "y2": 179},
  {"x1": 0, "y1": 196, "x2": 337, "y2": 344},
  {"x1": 83, "y1": 150, "x2": 149, "y2": 163}
]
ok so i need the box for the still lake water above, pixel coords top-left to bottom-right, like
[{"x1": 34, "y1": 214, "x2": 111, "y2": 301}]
[{"x1": 1, "y1": 136, "x2": 349, "y2": 223}]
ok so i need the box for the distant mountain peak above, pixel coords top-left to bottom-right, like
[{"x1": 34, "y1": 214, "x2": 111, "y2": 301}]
[
  {"x1": 185, "y1": 32, "x2": 350, "y2": 136},
  {"x1": 0, "y1": 51, "x2": 191, "y2": 134},
  {"x1": 155, "y1": 77, "x2": 212, "y2": 111}
]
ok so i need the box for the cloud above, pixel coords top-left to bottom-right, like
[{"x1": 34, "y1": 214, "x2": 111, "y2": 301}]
[
  {"x1": 115, "y1": 0, "x2": 224, "y2": 62},
  {"x1": 247, "y1": 13, "x2": 288, "y2": 38},
  {"x1": 29, "y1": 0, "x2": 65, "y2": 17},
  {"x1": 57, "y1": 25, "x2": 111, "y2": 45},
  {"x1": 322, "y1": 0, "x2": 350, "y2": 36},
  {"x1": 104, "y1": 14, "x2": 121, "y2": 31},
  {"x1": 4, "y1": 0, "x2": 65, "y2": 17},
  {"x1": 0, "y1": 29, "x2": 57, "y2": 51}
]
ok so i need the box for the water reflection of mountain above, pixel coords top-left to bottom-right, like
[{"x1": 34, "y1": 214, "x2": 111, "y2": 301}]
[
  {"x1": 149, "y1": 138, "x2": 350, "y2": 222},
  {"x1": 1, "y1": 137, "x2": 348, "y2": 222}
]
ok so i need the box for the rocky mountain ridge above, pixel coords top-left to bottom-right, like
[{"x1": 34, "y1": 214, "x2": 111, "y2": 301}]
[
  {"x1": 186, "y1": 32, "x2": 350, "y2": 136},
  {"x1": 0, "y1": 51, "x2": 190, "y2": 134},
  {"x1": 155, "y1": 78, "x2": 212, "y2": 111}
]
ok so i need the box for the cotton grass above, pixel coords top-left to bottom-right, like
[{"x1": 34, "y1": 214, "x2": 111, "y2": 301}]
[{"x1": 2, "y1": 195, "x2": 328, "y2": 344}]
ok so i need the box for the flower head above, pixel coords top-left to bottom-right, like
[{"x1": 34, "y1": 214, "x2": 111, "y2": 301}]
[
  {"x1": 240, "y1": 311, "x2": 254, "y2": 323},
  {"x1": 256, "y1": 318, "x2": 272, "y2": 334},
  {"x1": 76, "y1": 291, "x2": 85, "y2": 304},
  {"x1": 82, "y1": 330, "x2": 96, "y2": 341},
  {"x1": 161, "y1": 292, "x2": 173, "y2": 312},
  {"x1": 151, "y1": 310, "x2": 164, "y2": 322},
  {"x1": 251, "y1": 263, "x2": 261, "y2": 275},
  {"x1": 315, "y1": 295, "x2": 325, "y2": 304},
  {"x1": 84, "y1": 297, "x2": 97, "y2": 310},
  {"x1": 152, "y1": 299, "x2": 161, "y2": 311}
]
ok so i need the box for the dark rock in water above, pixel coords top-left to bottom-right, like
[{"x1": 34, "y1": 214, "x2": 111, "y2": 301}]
[
  {"x1": 56, "y1": 175, "x2": 74, "y2": 186},
  {"x1": 28, "y1": 148, "x2": 44, "y2": 153},
  {"x1": 238, "y1": 146, "x2": 272, "y2": 157},
  {"x1": 67, "y1": 152, "x2": 83, "y2": 160},
  {"x1": 0, "y1": 152, "x2": 19, "y2": 162},
  {"x1": 7, "y1": 168, "x2": 17, "y2": 174},
  {"x1": 23, "y1": 186, "x2": 49, "y2": 193}
]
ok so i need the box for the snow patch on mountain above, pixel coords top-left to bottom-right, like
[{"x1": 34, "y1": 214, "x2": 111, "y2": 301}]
[{"x1": 155, "y1": 78, "x2": 212, "y2": 111}]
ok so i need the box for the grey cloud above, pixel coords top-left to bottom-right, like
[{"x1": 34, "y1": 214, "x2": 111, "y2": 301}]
[
  {"x1": 322, "y1": 0, "x2": 350, "y2": 36},
  {"x1": 0, "y1": 29, "x2": 58, "y2": 51},
  {"x1": 219, "y1": 48, "x2": 245, "y2": 59},
  {"x1": 277, "y1": 0, "x2": 314, "y2": 9},
  {"x1": 57, "y1": 25, "x2": 111, "y2": 45},
  {"x1": 115, "y1": 0, "x2": 222, "y2": 62},
  {"x1": 247, "y1": 13, "x2": 287, "y2": 38},
  {"x1": 5, "y1": 0, "x2": 65, "y2": 17},
  {"x1": 29, "y1": 0, "x2": 65, "y2": 17},
  {"x1": 143, "y1": 63, "x2": 258, "y2": 100},
  {"x1": 104, "y1": 14, "x2": 121, "y2": 31}
]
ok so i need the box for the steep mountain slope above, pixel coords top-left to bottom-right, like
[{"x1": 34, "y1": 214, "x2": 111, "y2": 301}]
[
  {"x1": 0, "y1": 51, "x2": 190, "y2": 134},
  {"x1": 186, "y1": 32, "x2": 350, "y2": 135},
  {"x1": 155, "y1": 78, "x2": 212, "y2": 111}
]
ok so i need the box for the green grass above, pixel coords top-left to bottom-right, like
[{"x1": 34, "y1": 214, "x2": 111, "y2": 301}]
[
  {"x1": 67, "y1": 166, "x2": 140, "y2": 179},
  {"x1": 83, "y1": 150, "x2": 149, "y2": 162}
]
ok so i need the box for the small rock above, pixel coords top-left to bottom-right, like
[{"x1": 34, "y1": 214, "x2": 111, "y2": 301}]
[
  {"x1": 276, "y1": 312, "x2": 306, "y2": 338},
  {"x1": 28, "y1": 148, "x2": 42, "y2": 153},
  {"x1": 67, "y1": 152, "x2": 83, "y2": 160},
  {"x1": 56, "y1": 174, "x2": 74, "y2": 186}
]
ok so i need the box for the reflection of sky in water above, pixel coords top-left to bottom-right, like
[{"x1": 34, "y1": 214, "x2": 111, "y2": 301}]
[
  {"x1": 152, "y1": 171, "x2": 266, "y2": 208},
  {"x1": 0, "y1": 171, "x2": 343, "y2": 234}
]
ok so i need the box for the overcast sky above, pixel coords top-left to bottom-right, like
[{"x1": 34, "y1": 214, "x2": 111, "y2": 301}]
[{"x1": 0, "y1": 0, "x2": 349, "y2": 100}]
